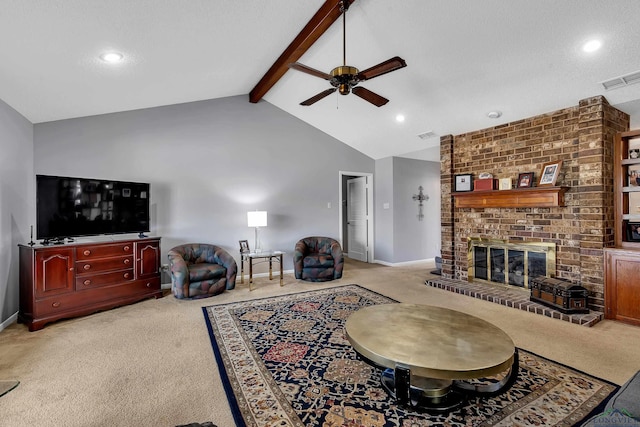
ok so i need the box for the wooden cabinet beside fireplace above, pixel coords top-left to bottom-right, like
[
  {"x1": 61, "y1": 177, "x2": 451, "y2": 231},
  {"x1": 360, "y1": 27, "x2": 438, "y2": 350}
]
[
  {"x1": 605, "y1": 129, "x2": 640, "y2": 326},
  {"x1": 19, "y1": 237, "x2": 162, "y2": 331}
]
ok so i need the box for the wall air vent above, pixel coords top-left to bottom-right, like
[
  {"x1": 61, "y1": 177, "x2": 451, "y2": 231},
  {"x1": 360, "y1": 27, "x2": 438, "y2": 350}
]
[
  {"x1": 417, "y1": 131, "x2": 437, "y2": 140},
  {"x1": 601, "y1": 70, "x2": 640, "y2": 91}
]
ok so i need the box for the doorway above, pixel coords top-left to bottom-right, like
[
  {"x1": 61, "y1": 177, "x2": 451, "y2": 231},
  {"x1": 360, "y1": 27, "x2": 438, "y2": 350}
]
[{"x1": 339, "y1": 171, "x2": 374, "y2": 263}]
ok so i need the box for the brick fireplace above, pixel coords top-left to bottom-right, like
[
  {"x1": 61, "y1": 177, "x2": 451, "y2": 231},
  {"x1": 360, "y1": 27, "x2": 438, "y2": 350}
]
[{"x1": 440, "y1": 96, "x2": 630, "y2": 312}]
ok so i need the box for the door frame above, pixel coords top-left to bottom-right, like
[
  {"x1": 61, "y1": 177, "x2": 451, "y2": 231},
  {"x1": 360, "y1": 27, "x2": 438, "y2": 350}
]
[{"x1": 339, "y1": 171, "x2": 374, "y2": 263}]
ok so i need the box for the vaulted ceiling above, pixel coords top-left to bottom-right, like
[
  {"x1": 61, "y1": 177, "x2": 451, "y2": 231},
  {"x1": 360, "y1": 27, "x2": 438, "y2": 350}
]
[{"x1": 1, "y1": 0, "x2": 639, "y2": 161}]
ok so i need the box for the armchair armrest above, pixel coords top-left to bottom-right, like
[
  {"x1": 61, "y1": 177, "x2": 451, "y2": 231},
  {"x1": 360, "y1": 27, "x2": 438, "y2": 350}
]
[
  {"x1": 167, "y1": 249, "x2": 189, "y2": 299},
  {"x1": 209, "y1": 245, "x2": 238, "y2": 290},
  {"x1": 329, "y1": 240, "x2": 344, "y2": 279},
  {"x1": 293, "y1": 240, "x2": 308, "y2": 279}
]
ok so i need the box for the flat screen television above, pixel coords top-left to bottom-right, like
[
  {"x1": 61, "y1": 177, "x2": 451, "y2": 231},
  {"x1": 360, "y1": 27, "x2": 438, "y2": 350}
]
[{"x1": 36, "y1": 174, "x2": 150, "y2": 241}]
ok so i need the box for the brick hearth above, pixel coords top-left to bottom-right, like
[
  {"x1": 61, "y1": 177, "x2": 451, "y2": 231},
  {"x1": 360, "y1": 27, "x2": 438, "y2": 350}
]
[{"x1": 425, "y1": 277, "x2": 603, "y2": 327}]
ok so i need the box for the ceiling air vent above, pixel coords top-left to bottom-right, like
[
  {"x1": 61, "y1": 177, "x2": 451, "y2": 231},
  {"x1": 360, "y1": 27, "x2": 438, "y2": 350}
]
[
  {"x1": 601, "y1": 70, "x2": 640, "y2": 91},
  {"x1": 417, "y1": 131, "x2": 437, "y2": 140}
]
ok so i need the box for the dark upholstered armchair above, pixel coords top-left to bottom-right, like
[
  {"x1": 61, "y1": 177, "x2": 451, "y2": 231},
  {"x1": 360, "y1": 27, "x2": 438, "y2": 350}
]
[
  {"x1": 294, "y1": 236, "x2": 344, "y2": 282},
  {"x1": 168, "y1": 243, "x2": 237, "y2": 299}
]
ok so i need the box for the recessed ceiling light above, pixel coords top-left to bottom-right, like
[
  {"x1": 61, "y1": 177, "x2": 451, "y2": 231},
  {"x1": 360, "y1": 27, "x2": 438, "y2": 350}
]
[
  {"x1": 396, "y1": 114, "x2": 405, "y2": 123},
  {"x1": 487, "y1": 111, "x2": 502, "y2": 119},
  {"x1": 99, "y1": 52, "x2": 124, "y2": 63},
  {"x1": 582, "y1": 40, "x2": 602, "y2": 53}
]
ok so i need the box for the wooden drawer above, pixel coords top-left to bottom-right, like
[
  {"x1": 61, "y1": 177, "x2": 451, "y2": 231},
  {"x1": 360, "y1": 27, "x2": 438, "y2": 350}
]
[
  {"x1": 35, "y1": 277, "x2": 161, "y2": 318},
  {"x1": 76, "y1": 243, "x2": 133, "y2": 260},
  {"x1": 76, "y1": 255, "x2": 134, "y2": 274},
  {"x1": 33, "y1": 294, "x2": 78, "y2": 318},
  {"x1": 76, "y1": 269, "x2": 134, "y2": 289}
]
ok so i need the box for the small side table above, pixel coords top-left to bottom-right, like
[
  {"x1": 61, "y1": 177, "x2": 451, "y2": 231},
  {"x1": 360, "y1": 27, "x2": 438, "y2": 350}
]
[{"x1": 240, "y1": 250, "x2": 285, "y2": 291}]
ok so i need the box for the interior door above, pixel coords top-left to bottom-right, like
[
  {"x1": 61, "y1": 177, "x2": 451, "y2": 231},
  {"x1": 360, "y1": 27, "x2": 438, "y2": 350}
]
[{"x1": 347, "y1": 176, "x2": 368, "y2": 262}]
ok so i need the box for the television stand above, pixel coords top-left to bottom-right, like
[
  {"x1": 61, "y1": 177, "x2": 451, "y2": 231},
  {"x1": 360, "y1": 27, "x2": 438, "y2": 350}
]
[{"x1": 19, "y1": 236, "x2": 162, "y2": 331}]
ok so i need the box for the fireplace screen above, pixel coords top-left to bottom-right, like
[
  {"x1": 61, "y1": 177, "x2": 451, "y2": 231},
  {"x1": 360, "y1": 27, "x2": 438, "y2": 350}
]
[{"x1": 468, "y1": 238, "x2": 556, "y2": 288}]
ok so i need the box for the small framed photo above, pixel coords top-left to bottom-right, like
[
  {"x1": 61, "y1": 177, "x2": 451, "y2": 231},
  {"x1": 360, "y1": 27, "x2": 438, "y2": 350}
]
[
  {"x1": 517, "y1": 172, "x2": 534, "y2": 188},
  {"x1": 498, "y1": 178, "x2": 512, "y2": 190},
  {"x1": 454, "y1": 174, "x2": 473, "y2": 192},
  {"x1": 122, "y1": 188, "x2": 131, "y2": 197},
  {"x1": 629, "y1": 137, "x2": 640, "y2": 159},
  {"x1": 626, "y1": 222, "x2": 640, "y2": 241},
  {"x1": 239, "y1": 240, "x2": 250, "y2": 253},
  {"x1": 538, "y1": 160, "x2": 562, "y2": 187},
  {"x1": 629, "y1": 168, "x2": 640, "y2": 187}
]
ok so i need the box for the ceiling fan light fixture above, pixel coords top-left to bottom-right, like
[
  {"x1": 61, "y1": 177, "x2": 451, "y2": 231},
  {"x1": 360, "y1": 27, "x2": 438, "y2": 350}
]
[{"x1": 339, "y1": 83, "x2": 351, "y2": 95}]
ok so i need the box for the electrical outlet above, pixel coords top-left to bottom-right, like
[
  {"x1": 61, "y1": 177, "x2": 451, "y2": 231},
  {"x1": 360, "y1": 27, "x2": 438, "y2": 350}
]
[{"x1": 327, "y1": 202, "x2": 331, "y2": 209}]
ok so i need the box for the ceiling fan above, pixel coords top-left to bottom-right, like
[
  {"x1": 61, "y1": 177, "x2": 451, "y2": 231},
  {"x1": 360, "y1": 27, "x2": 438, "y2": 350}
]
[{"x1": 288, "y1": 0, "x2": 406, "y2": 107}]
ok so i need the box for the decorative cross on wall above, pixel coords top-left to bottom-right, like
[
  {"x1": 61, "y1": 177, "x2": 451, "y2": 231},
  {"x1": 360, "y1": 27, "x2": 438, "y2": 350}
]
[{"x1": 412, "y1": 186, "x2": 429, "y2": 221}]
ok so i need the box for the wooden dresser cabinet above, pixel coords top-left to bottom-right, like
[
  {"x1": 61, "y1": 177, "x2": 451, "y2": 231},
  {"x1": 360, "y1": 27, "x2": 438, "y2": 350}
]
[{"x1": 19, "y1": 237, "x2": 162, "y2": 331}]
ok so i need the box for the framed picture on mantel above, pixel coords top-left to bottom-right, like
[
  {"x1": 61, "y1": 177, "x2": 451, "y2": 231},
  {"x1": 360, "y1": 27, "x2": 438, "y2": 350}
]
[
  {"x1": 517, "y1": 172, "x2": 534, "y2": 188},
  {"x1": 454, "y1": 174, "x2": 473, "y2": 192},
  {"x1": 538, "y1": 160, "x2": 562, "y2": 187}
]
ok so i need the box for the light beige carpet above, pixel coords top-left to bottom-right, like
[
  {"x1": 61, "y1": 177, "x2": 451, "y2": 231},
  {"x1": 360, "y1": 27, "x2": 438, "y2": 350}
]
[
  {"x1": 0, "y1": 258, "x2": 639, "y2": 427},
  {"x1": 0, "y1": 381, "x2": 19, "y2": 398}
]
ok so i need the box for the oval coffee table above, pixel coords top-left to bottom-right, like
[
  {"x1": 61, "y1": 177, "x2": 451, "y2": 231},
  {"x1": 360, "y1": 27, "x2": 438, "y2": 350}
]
[{"x1": 344, "y1": 303, "x2": 518, "y2": 412}]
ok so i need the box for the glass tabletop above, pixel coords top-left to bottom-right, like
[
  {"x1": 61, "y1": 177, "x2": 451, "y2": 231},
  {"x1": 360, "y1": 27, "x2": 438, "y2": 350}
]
[{"x1": 246, "y1": 250, "x2": 284, "y2": 258}]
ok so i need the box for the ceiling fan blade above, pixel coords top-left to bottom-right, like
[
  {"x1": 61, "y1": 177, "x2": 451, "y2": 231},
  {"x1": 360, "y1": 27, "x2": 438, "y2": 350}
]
[
  {"x1": 356, "y1": 56, "x2": 407, "y2": 81},
  {"x1": 288, "y1": 63, "x2": 333, "y2": 80},
  {"x1": 351, "y1": 87, "x2": 389, "y2": 107},
  {"x1": 300, "y1": 88, "x2": 337, "y2": 106}
]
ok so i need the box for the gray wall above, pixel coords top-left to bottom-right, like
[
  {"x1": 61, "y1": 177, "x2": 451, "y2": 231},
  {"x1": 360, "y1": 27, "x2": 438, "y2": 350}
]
[
  {"x1": 0, "y1": 99, "x2": 34, "y2": 325},
  {"x1": 374, "y1": 157, "x2": 394, "y2": 261},
  {"x1": 374, "y1": 156, "x2": 441, "y2": 264},
  {"x1": 33, "y1": 95, "x2": 375, "y2": 272}
]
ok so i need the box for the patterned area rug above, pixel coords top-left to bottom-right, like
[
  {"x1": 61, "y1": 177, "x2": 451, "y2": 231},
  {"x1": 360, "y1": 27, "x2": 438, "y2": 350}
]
[{"x1": 202, "y1": 285, "x2": 617, "y2": 427}]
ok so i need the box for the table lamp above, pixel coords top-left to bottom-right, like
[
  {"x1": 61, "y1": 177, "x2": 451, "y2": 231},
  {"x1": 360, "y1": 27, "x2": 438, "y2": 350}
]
[{"x1": 247, "y1": 211, "x2": 267, "y2": 252}]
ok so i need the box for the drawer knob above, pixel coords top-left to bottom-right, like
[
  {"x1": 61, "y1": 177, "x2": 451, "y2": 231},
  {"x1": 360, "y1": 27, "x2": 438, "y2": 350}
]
[
  {"x1": 146, "y1": 282, "x2": 151, "y2": 288},
  {"x1": 83, "y1": 250, "x2": 91, "y2": 256},
  {"x1": 124, "y1": 259, "x2": 131, "y2": 265},
  {"x1": 124, "y1": 246, "x2": 130, "y2": 251},
  {"x1": 52, "y1": 302, "x2": 61, "y2": 308},
  {"x1": 124, "y1": 273, "x2": 130, "y2": 279},
  {"x1": 83, "y1": 264, "x2": 91, "y2": 270},
  {"x1": 83, "y1": 280, "x2": 91, "y2": 286}
]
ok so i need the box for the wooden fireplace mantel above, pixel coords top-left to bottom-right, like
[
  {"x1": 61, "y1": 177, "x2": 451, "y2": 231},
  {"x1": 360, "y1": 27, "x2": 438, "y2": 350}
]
[{"x1": 453, "y1": 187, "x2": 569, "y2": 208}]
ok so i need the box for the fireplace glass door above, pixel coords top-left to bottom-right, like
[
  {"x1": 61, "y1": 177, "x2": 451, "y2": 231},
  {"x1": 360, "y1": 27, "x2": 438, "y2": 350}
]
[
  {"x1": 468, "y1": 238, "x2": 556, "y2": 288},
  {"x1": 508, "y1": 250, "x2": 525, "y2": 287},
  {"x1": 490, "y1": 248, "x2": 505, "y2": 284}
]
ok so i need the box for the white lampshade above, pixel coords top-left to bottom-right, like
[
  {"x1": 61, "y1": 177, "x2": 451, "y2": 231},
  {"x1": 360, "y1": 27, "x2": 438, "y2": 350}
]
[{"x1": 247, "y1": 211, "x2": 267, "y2": 228}]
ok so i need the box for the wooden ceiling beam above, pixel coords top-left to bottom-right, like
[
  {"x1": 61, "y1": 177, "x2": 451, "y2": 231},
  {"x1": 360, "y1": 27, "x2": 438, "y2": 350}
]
[{"x1": 249, "y1": 0, "x2": 355, "y2": 104}]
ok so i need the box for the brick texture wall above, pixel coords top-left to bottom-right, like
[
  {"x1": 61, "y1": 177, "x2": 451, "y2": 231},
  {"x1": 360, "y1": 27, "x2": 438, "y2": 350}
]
[{"x1": 440, "y1": 96, "x2": 629, "y2": 312}]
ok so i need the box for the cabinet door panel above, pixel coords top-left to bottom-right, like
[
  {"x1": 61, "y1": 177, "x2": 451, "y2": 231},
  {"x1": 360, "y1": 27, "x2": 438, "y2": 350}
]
[
  {"x1": 35, "y1": 249, "x2": 74, "y2": 298},
  {"x1": 136, "y1": 241, "x2": 160, "y2": 279},
  {"x1": 613, "y1": 258, "x2": 640, "y2": 321}
]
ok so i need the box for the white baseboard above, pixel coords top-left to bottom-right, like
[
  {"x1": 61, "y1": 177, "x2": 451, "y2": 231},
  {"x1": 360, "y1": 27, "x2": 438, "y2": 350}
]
[
  {"x1": 374, "y1": 257, "x2": 435, "y2": 267},
  {"x1": 0, "y1": 312, "x2": 18, "y2": 333}
]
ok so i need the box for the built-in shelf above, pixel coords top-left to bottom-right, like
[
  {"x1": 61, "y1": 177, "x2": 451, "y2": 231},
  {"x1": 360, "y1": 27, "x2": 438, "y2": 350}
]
[{"x1": 453, "y1": 186, "x2": 569, "y2": 208}]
